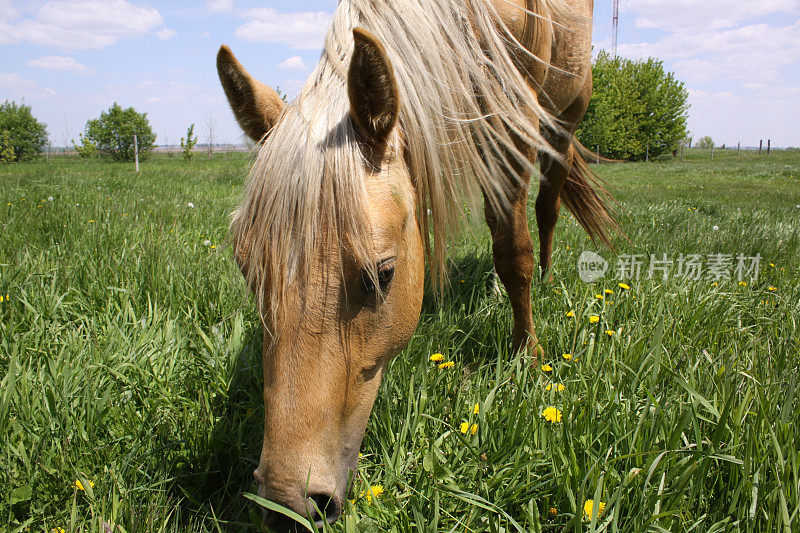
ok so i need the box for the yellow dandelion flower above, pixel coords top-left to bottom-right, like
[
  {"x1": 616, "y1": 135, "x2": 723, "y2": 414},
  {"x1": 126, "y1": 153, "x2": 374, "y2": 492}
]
[
  {"x1": 429, "y1": 353, "x2": 444, "y2": 362},
  {"x1": 472, "y1": 403, "x2": 480, "y2": 415},
  {"x1": 541, "y1": 406, "x2": 562, "y2": 423},
  {"x1": 562, "y1": 353, "x2": 572, "y2": 360},
  {"x1": 589, "y1": 315, "x2": 600, "y2": 324},
  {"x1": 470, "y1": 423, "x2": 478, "y2": 434},
  {"x1": 52, "y1": 529, "x2": 66, "y2": 533},
  {"x1": 607, "y1": 301, "x2": 614, "y2": 305},
  {"x1": 605, "y1": 330, "x2": 615, "y2": 337},
  {"x1": 769, "y1": 262, "x2": 775, "y2": 268},
  {"x1": 604, "y1": 289, "x2": 613, "y2": 295},
  {"x1": 460, "y1": 422, "x2": 470, "y2": 434},
  {"x1": 545, "y1": 383, "x2": 565, "y2": 392},
  {"x1": 541, "y1": 364, "x2": 553, "y2": 372},
  {"x1": 361, "y1": 485, "x2": 384, "y2": 503},
  {"x1": 768, "y1": 286, "x2": 777, "y2": 292},
  {"x1": 549, "y1": 507, "x2": 557, "y2": 517},
  {"x1": 74, "y1": 479, "x2": 94, "y2": 491},
  {"x1": 618, "y1": 283, "x2": 630, "y2": 290},
  {"x1": 438, "y1": 361, "x2": 454, "y2": 369},
  {"x1": 595, "y1": 294, "x2": 604, "y2": 300},
  {"x1": 739, "y1": 281, "x2": 747, "y2": 287},
  {"x1": 583, "y1": 499, "x2": 606, "y2": 519},
  {"x1": 0, "y1": 296, "x2": 3, "y2": 303},
  {"x1": 460, "y1": 279, "x2": 466, "y2": 283},
  {"x1": 711, "y1": 282, "x2": 718, "y2": 287},
  {"x1": 566, "y1": 310, "x2": 575, "y2": 317}
]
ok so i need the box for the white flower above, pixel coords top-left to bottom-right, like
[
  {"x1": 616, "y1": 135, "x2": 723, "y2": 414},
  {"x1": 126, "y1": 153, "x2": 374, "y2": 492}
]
[
  {"x1": 48, "y1": 196, "x2": 54, "y2": 202},
  {"x1": 712, "y1": 225, "x2": 719, "y2": 231},
  {"x1": 187, "y1": 202, "x2": 195, "y2": 208},
  {"x1": 203, "y1": 240, "x2": 211, "y2": 246}
]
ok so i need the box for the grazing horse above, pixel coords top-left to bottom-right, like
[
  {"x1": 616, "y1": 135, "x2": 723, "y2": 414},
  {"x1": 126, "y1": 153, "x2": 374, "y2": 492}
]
[{"x1": 217, "y1": 0, "x2": 614, "y2": 528}]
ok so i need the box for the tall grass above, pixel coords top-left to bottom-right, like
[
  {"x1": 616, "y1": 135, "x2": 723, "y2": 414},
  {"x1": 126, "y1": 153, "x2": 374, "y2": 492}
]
[{"x1": 1, "y1": 150, "x2": 798, "y2": 531}]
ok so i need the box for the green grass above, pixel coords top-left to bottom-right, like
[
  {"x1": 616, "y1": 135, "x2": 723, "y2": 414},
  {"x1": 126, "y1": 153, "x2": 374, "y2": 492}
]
[{"x1": 1, "y1": 149, "x2": 798, "y2": 532}]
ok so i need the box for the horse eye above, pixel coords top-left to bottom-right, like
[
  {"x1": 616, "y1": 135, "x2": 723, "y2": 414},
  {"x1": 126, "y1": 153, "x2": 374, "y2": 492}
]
[{"x1": 361, "y1": 262, "x2": 395, "y2": 295}]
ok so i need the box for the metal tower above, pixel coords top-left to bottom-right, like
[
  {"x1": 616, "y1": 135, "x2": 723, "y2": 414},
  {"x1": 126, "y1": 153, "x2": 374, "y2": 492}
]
[{"x1": 612, "y1": 0, "x2": 620, "y2": 57}]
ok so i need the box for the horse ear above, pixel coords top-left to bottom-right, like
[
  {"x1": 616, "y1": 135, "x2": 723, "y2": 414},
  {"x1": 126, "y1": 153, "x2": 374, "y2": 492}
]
[
  {"x1": 217, "y1": 45, "x2": 285, "y2": 142},
  {"x1": 348, "y1": 28, "x2": 399, "y2": 149}
]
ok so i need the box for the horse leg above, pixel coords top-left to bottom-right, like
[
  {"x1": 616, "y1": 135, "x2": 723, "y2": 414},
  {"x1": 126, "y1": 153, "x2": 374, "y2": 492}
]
[
  {"x1": 484, "y1": 171, "x2": 542, "y2": 357},
  {"x1": 536, "y1": 82, "x2": 592, "y2": 282}
]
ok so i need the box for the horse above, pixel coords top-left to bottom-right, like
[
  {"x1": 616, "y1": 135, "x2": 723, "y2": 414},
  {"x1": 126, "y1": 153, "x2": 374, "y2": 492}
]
[{"x1": 216, "y1": 0, "x2": 614, "y2": 528}]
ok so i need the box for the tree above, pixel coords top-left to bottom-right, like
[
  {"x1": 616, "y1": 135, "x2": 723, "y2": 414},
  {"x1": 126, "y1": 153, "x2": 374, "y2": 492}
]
[
  {"x1": 0, "y1": 100, "x2": 49, "y2": 162},
  {"x1": 696, "y1": 136, "x2": 715, "y2": 149},
  {"x1": 72, "y1": 133, "x2": 97, "y2": 158},
  {"x1": 0, "y1": 130, "x2": 15, "y2": 163},
  {"x1": 82, "y1": 103, "x2": 156, "y2": 162},
  {"x1": 181, "y1": 124, "x2": 197, "y2": 161},
  {"x1": 576, "y1": 52, "x2": 689, "y2": 161}
]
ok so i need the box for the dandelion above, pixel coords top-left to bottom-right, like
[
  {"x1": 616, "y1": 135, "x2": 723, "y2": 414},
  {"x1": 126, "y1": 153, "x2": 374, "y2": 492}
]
[
  {"x1": 460, "y1": 422, "x2": 478, "y2": 434},
  {"x1": 429, "y1": 353, "x2": 444, "y2": 362},
  {"x1": 739, "y1": 281, "x2": 747, "y2": 287},
  {"x1": 595, "y1": 293, "x2": 604, "y2": 300},
  {"x1": 549, "y1": 507, "x2": 557, "y2": 517},
  {"x1": 770, "y1": 263, "x2": 776, "y2": 268},
  {"x1": 0, "y1": 296, "x2": 3, "y2": 303},
  {"x1": 360, "y1": 485, "x2": 384, "y2": 503},
  {"x1": 583, "y1": 499, "x2": 606, "y2": 519},
  {"x1": 589, "y1": 315, "x2": 600, "y2": 324},
  {"x1": 203, "y1": 240, "x2": 211, "y2": 246},
  {"x1": 187, "y1": 202, "x2": 195, "y2": 208},
  {"x1": 618, "y1": 282, "x2": 630, "y2": 290},
  {"x1": 562, "y1": 353, "x2": 572, "y2": 360},
  {"x1": 711, "y1": 282, "x2": 718, "y2": 287},
  {"x1": 74, "y1": 478, "x2": 94, "y2": 491},
  {"x1": 605, "y1": 330, "x2": 615, "y2": 337},
  {"x1": 472, "y1": 403, "x2": 480, "y2": 415},
  {"x1": 52, "y1": 529, "x2": 66, "y2": 533},
  {"x1": 604, "y1": 289, "x2": 613, "y2": 295},
  {"x1": 438, "y1": 361, "x2": 454, "y2": 369},
  {"x1": 565, "y1": 310, "x2": 575, "y2": 317},
  {"x1": 541, "y1": 363, "x2": 553, "y2": 372},
  {"x1": 460, "y1": 279, "x2": 466, "y2": 283},
  {"x1": 541, "y1": 406, "x2": 562, "y2": 423},
  {"x1": 48, "y1": 196, "x2": 54, "y2": 202},
  {"x1": 768, "y1": 286, "x2": 777, "y2": 292},
  {"x1": 545, "y1": 383, "x2": 565, "y2": 392},
  {"x1": 712, "y1": 225, "x2": 719, "y2": 231}
]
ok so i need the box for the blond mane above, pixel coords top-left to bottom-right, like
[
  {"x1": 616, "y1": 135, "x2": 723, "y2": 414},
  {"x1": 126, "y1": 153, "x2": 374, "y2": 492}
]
[{"x1": 231, "y1": 0, "x2": 566, "y2": 324}]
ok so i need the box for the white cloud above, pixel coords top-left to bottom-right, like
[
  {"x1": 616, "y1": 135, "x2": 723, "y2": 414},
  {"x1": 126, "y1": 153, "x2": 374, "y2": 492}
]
[
  {"x1": 627, "y1": 0, "x2": 799, "y2": 33},
  {"x1": 1, "y1": 0, "x2": 164, "y2": 50},
  {"x1": 27, "y1": 55, "x2": 96, "y2": 74},
  {"x1": 235, "y1": 9, "x2": 331, "y2": 50},
  {"x1": 157, "y1": 27, "x2": 177, "y2": 40},
  {"x1": 0, "y1": 73, "x2": 35, "y2": 90},
  {"x1": 207, "y1": 0, "x2": 233, "y2": 11},
  {"x1": 278, "y1": 56, "x2": 307, "y2": 71}
]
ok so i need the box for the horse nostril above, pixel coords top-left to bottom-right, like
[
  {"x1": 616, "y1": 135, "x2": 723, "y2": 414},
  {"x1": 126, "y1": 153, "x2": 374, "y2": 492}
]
[{"x1": 308, "y1": 492, "x2": 342, "y2": 525}]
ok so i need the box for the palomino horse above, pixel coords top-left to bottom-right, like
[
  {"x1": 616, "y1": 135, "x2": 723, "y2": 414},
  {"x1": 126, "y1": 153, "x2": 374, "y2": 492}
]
[{"x1": 217, "y1": 0, "x2": 614, "y2": 528}]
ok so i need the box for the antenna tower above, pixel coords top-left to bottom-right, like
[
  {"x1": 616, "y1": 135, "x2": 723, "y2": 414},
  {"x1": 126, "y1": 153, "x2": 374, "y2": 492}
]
[{"x1": 612, "y1": 0, "x2": 620, "y2": 57}]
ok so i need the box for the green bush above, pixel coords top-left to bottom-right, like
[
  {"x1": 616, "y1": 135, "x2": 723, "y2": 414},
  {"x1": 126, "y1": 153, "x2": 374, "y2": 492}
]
[
  {"x1": 0, "y1": 101, "x2": 48, "y2": 162},
  {"x1": 181, "y1": 124, "x2": 197, "y2": 162},
  {"x1": 82, "y1": 103, "x2": 156, "y2": 162},
  {"x1": 696, "y1": 135, "x2": 715, "y2": 149},
  {"x1": 577, "y1": 52, "x2": 689, "y2": 161}
]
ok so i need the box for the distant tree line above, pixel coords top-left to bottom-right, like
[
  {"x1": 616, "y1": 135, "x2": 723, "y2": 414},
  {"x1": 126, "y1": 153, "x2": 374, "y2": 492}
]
[{"x1": 577, "y1": 51, "x2": 690, "y2": 161}]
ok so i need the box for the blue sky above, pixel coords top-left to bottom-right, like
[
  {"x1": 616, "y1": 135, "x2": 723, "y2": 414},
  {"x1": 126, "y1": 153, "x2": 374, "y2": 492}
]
[{"x1": 1, "y1": 0, "x2": 798, "y2": 147}]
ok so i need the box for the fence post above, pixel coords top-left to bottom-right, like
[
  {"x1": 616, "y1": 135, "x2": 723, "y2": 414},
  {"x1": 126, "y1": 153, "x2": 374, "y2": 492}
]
[
  {"x1": 646, "y1": 144, "x2": 649, "y2": 162},
  {"x1": 711, "y1": 145, "x2": 714, "y2": 161},
  {"x1": 596, "y1": 145, "x2": 599, "y2": 164},
  {"x1": 680, "y1": 145, "x2": 684, "y2": 162},
  {"x1": 134, "y1": 134, "x2": 139, "y2": 173},
  {"x1": 737, "y1": 142, "x2": 740, "y2": 160},
  {"x1": 758, "y1": 140, "x2": 762, "y2": 155},
  {"x1": 767, "y1": 139, "x2": 771, "y2": 155}
]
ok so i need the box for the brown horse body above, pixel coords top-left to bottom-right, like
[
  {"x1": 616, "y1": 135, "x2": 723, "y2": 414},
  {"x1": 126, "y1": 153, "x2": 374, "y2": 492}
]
[{"x1": 217, "y1": 0, "x2": 613, "y2": 528}]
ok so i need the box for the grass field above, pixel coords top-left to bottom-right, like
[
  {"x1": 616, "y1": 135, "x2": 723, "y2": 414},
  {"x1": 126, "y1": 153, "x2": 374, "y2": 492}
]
[{"x1": 1, "y1": 148, "x2": 799, "y2": 532}]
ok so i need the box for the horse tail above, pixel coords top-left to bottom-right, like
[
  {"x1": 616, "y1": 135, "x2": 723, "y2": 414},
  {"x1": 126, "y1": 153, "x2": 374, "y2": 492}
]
[{"x1": 559, "y1": 137, "x2": 620, "y2": 248}]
